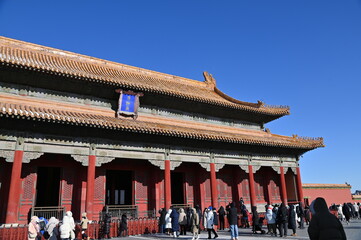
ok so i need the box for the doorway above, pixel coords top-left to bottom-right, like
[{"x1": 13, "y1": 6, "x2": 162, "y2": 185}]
[
  {"x1": 106, "y1": 170, "x2": 133, "y2": 205},
  {"x1": 171, "y1": 172, "x2": 184, "y2": 204},
  {"x1": 36, "y1": 167, "x2": 61, "y2": 207}
]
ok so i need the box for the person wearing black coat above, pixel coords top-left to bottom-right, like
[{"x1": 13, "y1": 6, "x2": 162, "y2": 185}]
[
  {"x1": 288, "y1": 205, "x2": 297, "y2": 236},
  {"x1": 308, "y1": 197, "x2": 346, "y2": 240},
  {"x1": 296, "y1": 202, "x2": 305, "y2": 229},
  {"x1": 217, "y1": 206, "x2": 226, "y2": 230},
  {"x1": 118, "y1": 214, "x2": 128, "y2": 237},
  {"x1": 170, "y1": 208, "x2": 180, "y2": 237},
  {"x1": 228, "y1": 202, "x2": 238, "y2": 240},
  {"x1": 342, "y1": 203, "x2": 351, "y2": 224},
  {"x1": 195, "y1": 205, "x2": 202, "y2": 233},
  {"x1": 102, "y1": 213, "x2": 111, "y2": 239},
  {"x1": 276, "y1": 203, "x2": 288, "y2": 237},
  {"x1": 159, "y1": 208, "x2": 167, "y2": 233}
]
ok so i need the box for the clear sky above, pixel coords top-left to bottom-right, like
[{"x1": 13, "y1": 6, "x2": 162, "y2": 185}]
[{"x1": 1, "y1": 1, "x2": 361, "y2": 191}]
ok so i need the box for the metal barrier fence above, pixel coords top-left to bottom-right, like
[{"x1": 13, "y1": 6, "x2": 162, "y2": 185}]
[
  {"x1": 0, "y1": 217, "x2": 159, "y2": 240},
  {"x1": 102, "y1": 205, "x2": 138, "y2": 220},
  {"x1": 0, "y1": 213, "x2": 265, "y2": 240},
  {"x1": 31, "y1": 206, "x2": 65, "y2": 220}
]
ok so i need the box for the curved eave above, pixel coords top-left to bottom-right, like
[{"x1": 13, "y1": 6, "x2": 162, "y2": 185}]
[
  {"x1": 0, "y1": 36, "x2": 289, "y2": 118},
  {"x1": 0, "y1": 102, "x2": 323, "y2": 151}
]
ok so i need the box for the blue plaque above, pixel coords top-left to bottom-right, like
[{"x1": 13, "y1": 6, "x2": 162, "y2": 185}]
[
  {"x1": 119, "y1": 94, "x2": 136, "y2": 114},
  {"x1": 117, "y1": 89, "x2": 143, "y2": 119}
]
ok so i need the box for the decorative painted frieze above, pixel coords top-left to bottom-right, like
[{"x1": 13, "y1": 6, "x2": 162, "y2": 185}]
[
  {"x1": 22, "y1": 152, "x2": 44, "y2": 163},
  {"x1": 148, "y1": 160, "x2": 165, "y2": 170},
  {"x1": 271, "y1": 166, "x2": 281, "y2": 174},
  {"x1": 0, "y1": 150, "x2": 14, "y2": 162},
  {"x1": 71, "y1": 155, "x2": 115, "y2": 166},
  {"x1": 0, "y1": 150, "x2": 43, "y2": 163}
]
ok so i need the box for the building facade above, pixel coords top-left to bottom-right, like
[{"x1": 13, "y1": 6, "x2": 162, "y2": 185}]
[{"x1": 0, "y1": 37, "x2": 324, "y2": 224}]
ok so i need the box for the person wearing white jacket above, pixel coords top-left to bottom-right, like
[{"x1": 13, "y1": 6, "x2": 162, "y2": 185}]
[
  {"x1": 59, "y1": 216, "x2": 71, "y2": 240},
  {"x1": 204, "y1": 207, "x2": 218, "y2": 239},
  {"x1": 266, "y1": 205, "x2": 276, "y2": 236},
  {"x1": 165, "y1": 209, "x2": 173, "y2": 235}
]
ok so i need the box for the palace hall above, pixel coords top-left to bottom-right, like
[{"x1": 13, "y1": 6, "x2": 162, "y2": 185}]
[{"x1": 0, "y1": 37, "x2": 324, "y2": 224}]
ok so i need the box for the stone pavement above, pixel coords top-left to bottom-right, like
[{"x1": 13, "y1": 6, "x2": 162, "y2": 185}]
[{"x1": 106, "y1": 219, "x2": 361, "y2": 240}]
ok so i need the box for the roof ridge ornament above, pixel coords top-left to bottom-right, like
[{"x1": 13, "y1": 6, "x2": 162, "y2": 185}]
[{"x1": 203, "y1": 72, "x2": 216, "y2": 90}]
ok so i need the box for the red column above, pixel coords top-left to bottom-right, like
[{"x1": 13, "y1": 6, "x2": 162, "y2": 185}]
[
  {"x1": 6, "y1": 150, "x2": 23, "y2": 223},
  {"x1": 296, "y1": 167, "x2": 304, "y2": 203},
  {"x1": 248, "y1": 165, "x2": 256, "y2": 207},
  {"x1": 280, "y1": 166, "x2": 288, "y2": 205},
  {"x1": 164, "y1": 160, "x2": 171, "y2": 210},
  {"x1": 86, "y1": 155, "x2": 96, "y2": 220},
  {"x1": 210, "y1": 163, "x2": 218, "y2": 209}
]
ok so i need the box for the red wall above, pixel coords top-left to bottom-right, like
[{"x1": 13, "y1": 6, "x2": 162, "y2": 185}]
[{"x1": 303, "y1": 187, "x2": 353, "y2": 206}]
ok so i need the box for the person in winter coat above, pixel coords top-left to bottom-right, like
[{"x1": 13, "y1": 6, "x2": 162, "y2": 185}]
[
  {"x1": 276, "y1": 203, "x2": 288, "y2": 237},
  {"x1": 266, "y1": 205, "x2": 276, "y2": 236},
  {"x1": 228, "y1": 202, "x2": 238, "y2": 240},
  {"x1": 178, "y1": 208, "x2": 187, "y2": 235},
  {"x1": 337, "y1": 204, "x2": 345, "y2": 222},
  {"x1": 296, "y1": 202, "x2": 305, "y2": 229},
  {"x1": 165, "y1": 209, "x2": 173, "y2": 235},
  {"x1": 159, "y1": 208, "x2": 167, "y2": 233},
  {"x1": 288, "y1": 205, "x2": 297, "y2": 236},
  {"x1": 46, "y1": 217, "x2": 60, "y2": 240},
  {"x1": 103, "y1": 213, "x2": 112, "y2": 239},
  {"x1": 251, "y1": 206, "x2": 260, "y2": 234},
  {"x1": 217, "y1": 206, "x2": 226, "y2": 230},
  {"x1": 195, "y1": 205, "x2": 202, "y2": 233},
  {"x1": 28, "y1": 216, "x2": 40, "y2": 240},
  {"x1": 241, "y1": 205, "x2": 249, "y2": 228},
  {"x1": 186, "y1": 208, "x2": 193, "y2": 232},
  {"x1": 38, "y1": 216, "x2": 48, "y2": 239},
  {"x1": 170, "y1": 208, "x2": 180, "y2": 238},
  {"x1": 353, "y1": 203, "x2": 359, "y2": 218},
  {"x1": 190, "y1": 208, "x2": 200, "y2": 240},
  {"x1": 213, "y1": 209, "x2": 219, "y2": 227},
  {"x1": 308, "y1": 197, "x2": 346, "y2": 240},
  {"x1": 305, "y1": 206, "x2": 311, "y2": 225},
  {"x1": 119, "y1": 214, "x2": 128, "y2": 237},
  {"x1": 64, "y1": 211, "x2": 75, "y2": 240},
  {"x1": 60, "y1": 215, "x2": 72, "y2": 240},
  {"x1": 342, "y1": 203, "x2": 351, "y2": 224},
  {"x1": 204, "y1": 207, "x2": 218, "y2": 239},
  {"x1": 80, "y1": 212, "x2": 90, "y2": 240}
]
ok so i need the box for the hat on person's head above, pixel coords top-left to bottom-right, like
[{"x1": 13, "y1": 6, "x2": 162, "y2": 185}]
[{"x1": 208, "y1": 206, "x2": 213, "y2": 210}]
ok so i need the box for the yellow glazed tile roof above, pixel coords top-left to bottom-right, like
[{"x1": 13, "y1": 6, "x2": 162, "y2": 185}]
[
  {"x1": 0, "y1": 36, "x2": 290, "y2": 117},
  {"x1": 0, "y1": 93, "x2": 323, "y2": 150}
]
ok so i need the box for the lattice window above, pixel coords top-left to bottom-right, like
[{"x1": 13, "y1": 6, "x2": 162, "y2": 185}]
[
  {"x1": 136, "y1": 173, "x2": 147, "y2": 200},
  {"x1": 23, "y1": 173, "x2": 36, "y2": 199},
  {"x1": 94, "y1": 175, "x2": 105, "y2": 200}
]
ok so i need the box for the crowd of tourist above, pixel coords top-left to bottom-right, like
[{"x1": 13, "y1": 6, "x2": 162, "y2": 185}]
[
  {"x1": 157, "y1": 197, "x2": 352, "y2": 240},
  {"x1": 27, "y1": 197, "x2": 356, "y2": 239},
  {"x1": 27, "y1": 211, "x2": 128, "y2": 240}
]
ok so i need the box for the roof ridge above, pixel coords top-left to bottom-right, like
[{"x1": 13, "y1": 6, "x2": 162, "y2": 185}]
[
  {"x1": 0, "y1": 36, "x2": 205, "y2": 88},
  {"x1": 0, "y1": 36, "x2": 290, "y2": 118}
]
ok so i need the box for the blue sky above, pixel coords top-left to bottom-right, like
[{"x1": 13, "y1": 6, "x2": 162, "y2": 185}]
[{"x1": 1, "y1": 1, "x2": 361, "y2": 191}]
